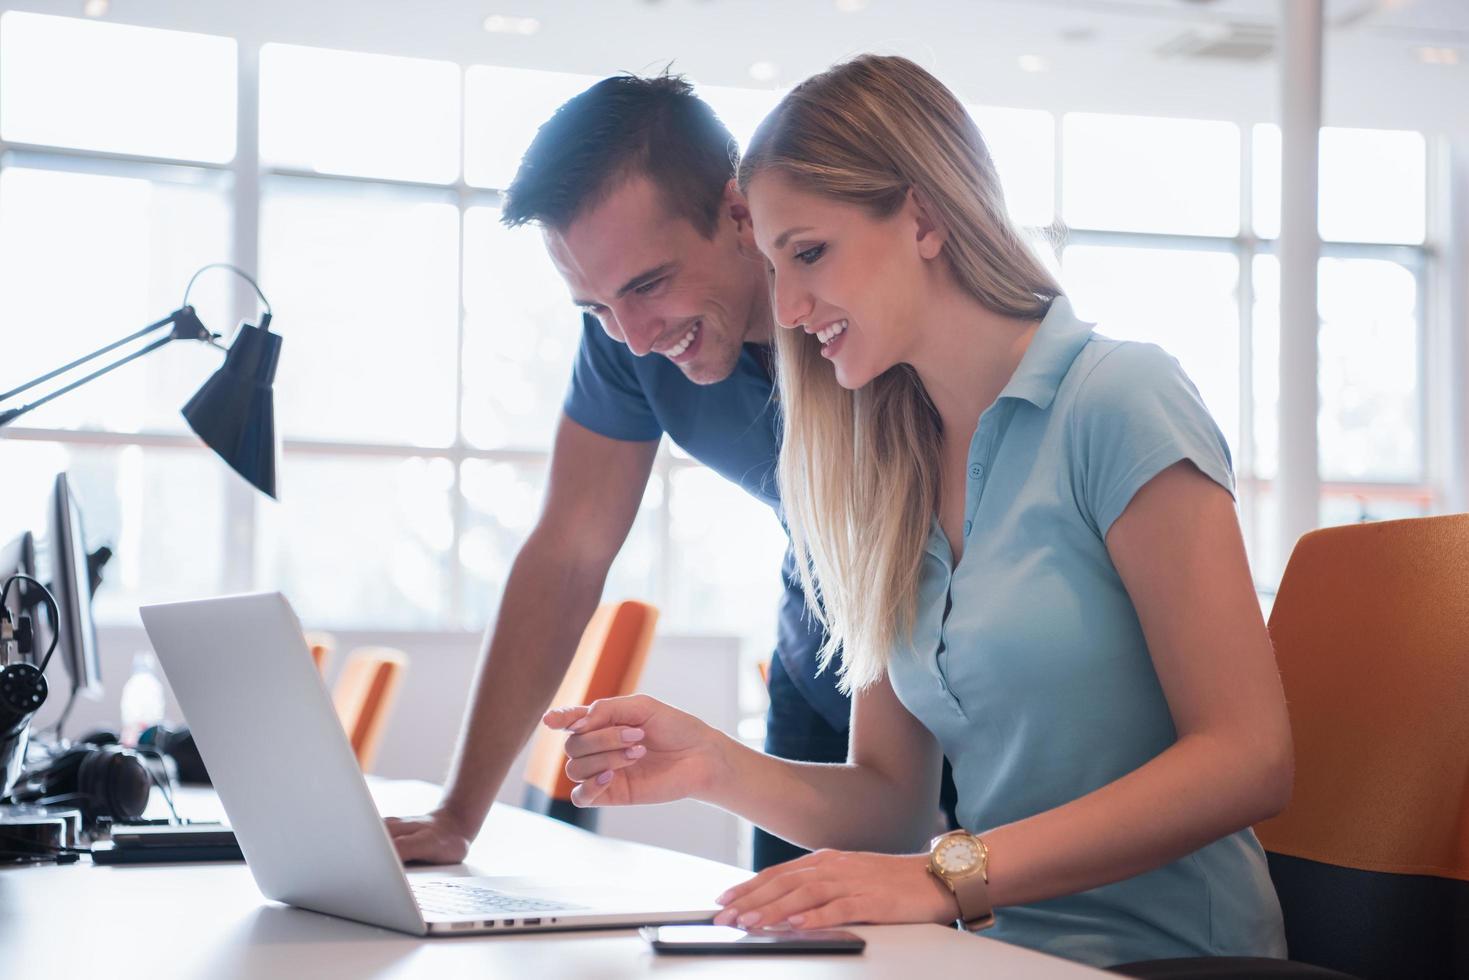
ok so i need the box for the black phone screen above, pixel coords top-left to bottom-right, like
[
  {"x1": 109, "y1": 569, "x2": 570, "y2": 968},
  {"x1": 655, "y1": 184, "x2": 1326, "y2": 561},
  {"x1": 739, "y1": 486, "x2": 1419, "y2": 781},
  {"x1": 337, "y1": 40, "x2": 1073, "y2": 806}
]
[{"x1": 641, "y1": 925, "x2": 866, "y2": 955}]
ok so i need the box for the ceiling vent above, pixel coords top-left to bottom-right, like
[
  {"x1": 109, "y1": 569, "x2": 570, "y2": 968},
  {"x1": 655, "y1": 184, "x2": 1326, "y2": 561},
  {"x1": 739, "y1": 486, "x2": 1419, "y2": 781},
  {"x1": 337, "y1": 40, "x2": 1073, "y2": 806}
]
[{"x1": 1156, "y1": 21, "x2": 1276, "y2": 62}]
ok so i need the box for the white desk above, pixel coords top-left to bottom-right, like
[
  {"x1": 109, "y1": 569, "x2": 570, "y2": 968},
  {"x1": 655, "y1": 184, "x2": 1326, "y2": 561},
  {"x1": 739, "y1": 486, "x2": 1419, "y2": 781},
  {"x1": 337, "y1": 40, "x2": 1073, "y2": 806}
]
[{"x1": 0, "y1": 780, "x2": 1110, "y2": 979}]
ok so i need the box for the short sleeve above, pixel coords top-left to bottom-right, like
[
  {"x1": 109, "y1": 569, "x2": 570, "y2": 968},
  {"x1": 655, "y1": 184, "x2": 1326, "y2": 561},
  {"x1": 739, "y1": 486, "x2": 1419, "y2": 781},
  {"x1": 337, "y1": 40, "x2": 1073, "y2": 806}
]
[
  {"x1": 1072, "y1": 341, "x2": 1234, "y2": 539},
  {"x1": 562, "y1": 313, "x2": 663, "y2": 442}
]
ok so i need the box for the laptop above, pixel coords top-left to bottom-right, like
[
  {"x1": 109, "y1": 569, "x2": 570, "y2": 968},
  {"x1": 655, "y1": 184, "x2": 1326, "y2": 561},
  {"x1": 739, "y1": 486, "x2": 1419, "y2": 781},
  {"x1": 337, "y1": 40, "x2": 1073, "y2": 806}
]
[{"x1": 139, "y1": 591, "x2": 720, "y2": 936}]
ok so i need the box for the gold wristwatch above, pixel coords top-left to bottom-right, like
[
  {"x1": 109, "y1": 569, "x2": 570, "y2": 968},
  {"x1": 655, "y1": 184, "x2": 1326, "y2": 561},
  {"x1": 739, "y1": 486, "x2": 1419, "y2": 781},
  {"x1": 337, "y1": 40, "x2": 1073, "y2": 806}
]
[{"x1": 927, "y1": 830, "x2": 995, "y2": 931}]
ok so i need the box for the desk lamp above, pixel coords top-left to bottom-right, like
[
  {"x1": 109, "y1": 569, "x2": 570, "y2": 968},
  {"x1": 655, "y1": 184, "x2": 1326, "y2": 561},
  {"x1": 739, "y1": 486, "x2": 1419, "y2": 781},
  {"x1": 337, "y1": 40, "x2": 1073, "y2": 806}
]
[
  {"x1": 0, "y1": 262, "x2": 282, "y2": 498},
  {"x1": 0, "y1": 263, "x2": 282, "y2": 818}
]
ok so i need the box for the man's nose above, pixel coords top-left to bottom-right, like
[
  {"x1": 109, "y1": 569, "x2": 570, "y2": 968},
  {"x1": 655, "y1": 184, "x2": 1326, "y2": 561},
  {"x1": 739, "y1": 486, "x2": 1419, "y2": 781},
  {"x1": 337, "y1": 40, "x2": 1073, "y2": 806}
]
[{"x1": 619, "y1": 310, "x2": 662, "y2": 357}]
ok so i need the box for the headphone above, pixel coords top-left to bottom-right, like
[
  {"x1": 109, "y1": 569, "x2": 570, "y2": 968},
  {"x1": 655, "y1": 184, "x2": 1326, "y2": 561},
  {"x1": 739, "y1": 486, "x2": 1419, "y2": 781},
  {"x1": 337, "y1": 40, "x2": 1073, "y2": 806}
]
[{"x1": 7, "y1": 731, "x2": 152, "y2": 827}]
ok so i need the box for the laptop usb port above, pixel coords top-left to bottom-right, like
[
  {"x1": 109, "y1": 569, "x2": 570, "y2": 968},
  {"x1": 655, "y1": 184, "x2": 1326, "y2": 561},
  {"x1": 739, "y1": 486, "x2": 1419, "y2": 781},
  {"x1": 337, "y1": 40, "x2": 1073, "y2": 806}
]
[{"x1": 524, "y1": 918, "x2": 542, "y2": 925}]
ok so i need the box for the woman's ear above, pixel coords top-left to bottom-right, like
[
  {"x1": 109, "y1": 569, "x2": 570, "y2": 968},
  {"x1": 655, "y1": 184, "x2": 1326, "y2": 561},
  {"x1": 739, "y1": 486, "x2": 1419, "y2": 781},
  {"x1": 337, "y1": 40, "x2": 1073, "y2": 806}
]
[
  {"x1": 908, "y1": 186, "x2": 948, "y2": 261},
  {"x1": 724, "y1": 179, "x2": 761, "y2": 258}
]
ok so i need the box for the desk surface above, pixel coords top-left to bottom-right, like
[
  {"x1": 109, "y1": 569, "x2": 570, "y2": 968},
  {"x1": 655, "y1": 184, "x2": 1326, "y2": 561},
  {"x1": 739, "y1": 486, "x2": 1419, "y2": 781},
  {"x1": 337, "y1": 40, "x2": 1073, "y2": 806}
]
[{"x1": 1, "y1": 780, "x2": 1109, "y2": 979}]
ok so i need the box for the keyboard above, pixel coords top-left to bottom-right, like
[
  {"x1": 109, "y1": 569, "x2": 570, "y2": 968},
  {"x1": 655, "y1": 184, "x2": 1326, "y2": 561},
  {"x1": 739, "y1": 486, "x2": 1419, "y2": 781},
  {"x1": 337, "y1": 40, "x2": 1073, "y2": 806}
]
[{"x1": 412, "y1": 880, "x2": 589, "y2": 916}]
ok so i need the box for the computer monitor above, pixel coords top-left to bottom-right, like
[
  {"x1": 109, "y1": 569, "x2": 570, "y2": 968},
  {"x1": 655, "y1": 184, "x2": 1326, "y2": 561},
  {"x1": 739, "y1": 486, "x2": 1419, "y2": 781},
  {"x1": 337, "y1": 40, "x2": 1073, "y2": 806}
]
[{"x1": 47, "y1": 473, "x2": 101, "y2": 700}]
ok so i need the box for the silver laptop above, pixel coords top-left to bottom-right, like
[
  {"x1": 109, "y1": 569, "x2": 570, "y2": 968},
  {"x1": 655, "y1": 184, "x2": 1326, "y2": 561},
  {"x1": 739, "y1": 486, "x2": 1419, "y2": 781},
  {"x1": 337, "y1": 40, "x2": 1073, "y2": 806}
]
[{"x1": 139, "y1": 591, "x2": 719, "y2": 936}]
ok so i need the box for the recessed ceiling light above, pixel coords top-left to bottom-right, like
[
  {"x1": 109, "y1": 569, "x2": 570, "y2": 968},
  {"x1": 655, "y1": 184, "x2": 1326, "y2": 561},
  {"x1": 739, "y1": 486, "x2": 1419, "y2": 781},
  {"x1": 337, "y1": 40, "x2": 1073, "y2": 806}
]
[
  {"x1": 749, "y1": 61, "x2": 779, "y2": 83},
  {"x1": 483, "y1": 14, "x2": 541, "y2": 36},
  {"x1": 834, "y1": 0, "x2": 869, "y2": 12},
  {"x1": 1415, "y1": 46, "x2": 1460, "y2": 66},
  {"x1": 82, "y1": 0, "x2": 109, "y2": 16},
  {"x1": 1017, "y1": 54, "x2": 1048, "y2": 73}
]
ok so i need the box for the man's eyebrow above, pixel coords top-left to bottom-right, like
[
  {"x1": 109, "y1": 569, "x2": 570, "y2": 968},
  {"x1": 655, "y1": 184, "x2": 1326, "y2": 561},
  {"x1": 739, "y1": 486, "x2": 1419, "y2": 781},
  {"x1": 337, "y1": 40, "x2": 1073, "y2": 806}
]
[
  {"x1": 617, "y1": 262, "x2": 678, "y2": 298},
  {"x1": 571, "y1": 262, "x2": 678, "y2": 308},
  {"x1": 772, "y1": 226, "x2": 815, "y2": 250}
]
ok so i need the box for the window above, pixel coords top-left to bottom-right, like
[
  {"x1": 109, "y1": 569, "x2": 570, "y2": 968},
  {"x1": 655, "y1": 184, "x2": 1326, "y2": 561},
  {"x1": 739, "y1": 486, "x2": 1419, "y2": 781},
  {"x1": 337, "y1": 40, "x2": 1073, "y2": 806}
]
[
  {"x1": 968, "y1": 105, "x2": 1055, "y2": 228},
  {"x1": 461, "y1": 208, "x2": 578, "y2": 451},
  {"x1": 0, "y1": 12, "x2": 235, "y2": 162},
  {"x1": 259, "y1": 178, "x2": 461, "y2": 446},
  {"x1": 260, "y1": 43, "x2": 461, "y2": 184},
  {"x1": 1251, "y1": 255, "x2": 1422, "y2": 483},
  {"x1": 0, "y1": 164, "x2": 231, "y2": 433},
  {"x1": 1252, "y1": 124, "x2": 1426, "y2": 243},
  {"x1": 464, "y1": 65, "x2": 600, "y2": 189},
  {"x1": 0, "y1": 15, "x2": 1443, "y2": 645},
  {"x1": 1062, "y1": 112, "x2": 1240, "y2": 236}
]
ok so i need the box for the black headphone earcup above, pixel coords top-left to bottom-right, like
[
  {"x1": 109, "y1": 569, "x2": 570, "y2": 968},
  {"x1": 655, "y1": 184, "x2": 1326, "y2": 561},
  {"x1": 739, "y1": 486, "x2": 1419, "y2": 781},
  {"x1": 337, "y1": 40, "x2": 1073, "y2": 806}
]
[
  {"x1": 96, "y1": 747, "x2": 150, "y2": 823},
  {"x1": 74, "y1": 746, "x2": 150, "y2": 825}
]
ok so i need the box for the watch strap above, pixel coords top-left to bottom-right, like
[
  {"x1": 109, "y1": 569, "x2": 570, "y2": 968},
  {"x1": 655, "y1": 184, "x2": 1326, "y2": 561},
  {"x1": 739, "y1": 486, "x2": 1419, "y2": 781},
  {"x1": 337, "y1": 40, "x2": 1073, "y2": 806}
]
[{"x1": 948, "y1": 866, "x2": 995, "y2": 931}]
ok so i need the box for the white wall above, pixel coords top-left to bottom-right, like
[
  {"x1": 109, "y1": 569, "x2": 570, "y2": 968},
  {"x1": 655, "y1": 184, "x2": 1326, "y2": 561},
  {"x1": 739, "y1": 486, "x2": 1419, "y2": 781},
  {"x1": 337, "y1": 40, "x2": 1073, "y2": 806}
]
[{"x1": 46, "y1": 624, "x2": 751, "y2": 866}]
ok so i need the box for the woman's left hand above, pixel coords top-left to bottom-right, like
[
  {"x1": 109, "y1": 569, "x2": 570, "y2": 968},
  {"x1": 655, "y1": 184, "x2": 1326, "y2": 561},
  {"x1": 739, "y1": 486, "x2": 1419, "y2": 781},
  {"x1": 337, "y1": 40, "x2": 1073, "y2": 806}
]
[{"x1": 712, "y1": 849, "x2": 958, "y2": 930}]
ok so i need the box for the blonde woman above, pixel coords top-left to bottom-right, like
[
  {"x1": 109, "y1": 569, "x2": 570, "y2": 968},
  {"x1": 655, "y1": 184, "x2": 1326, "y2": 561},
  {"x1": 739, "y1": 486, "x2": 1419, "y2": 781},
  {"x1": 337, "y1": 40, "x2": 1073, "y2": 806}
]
[{"x1": 544, "y1": 55, "x2": 1290, "y2": 969}]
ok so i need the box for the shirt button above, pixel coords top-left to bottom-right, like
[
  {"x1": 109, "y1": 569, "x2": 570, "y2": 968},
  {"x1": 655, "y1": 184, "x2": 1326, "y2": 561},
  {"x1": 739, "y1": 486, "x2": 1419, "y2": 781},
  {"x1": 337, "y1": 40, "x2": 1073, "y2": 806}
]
[
  {"x1": 969, "y1": 463, "x2": 984, "y2": 479},
  {"x1": 964, "y1": 519, "x2": 973, "y2": 536}
]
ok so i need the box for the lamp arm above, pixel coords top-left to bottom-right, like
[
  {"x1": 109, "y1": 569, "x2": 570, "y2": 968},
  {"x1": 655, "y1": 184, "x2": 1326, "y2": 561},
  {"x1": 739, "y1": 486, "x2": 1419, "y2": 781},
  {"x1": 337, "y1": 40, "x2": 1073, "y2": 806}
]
[{"x1": 0, "y1": 307, "x2": 216, "y2": 428}]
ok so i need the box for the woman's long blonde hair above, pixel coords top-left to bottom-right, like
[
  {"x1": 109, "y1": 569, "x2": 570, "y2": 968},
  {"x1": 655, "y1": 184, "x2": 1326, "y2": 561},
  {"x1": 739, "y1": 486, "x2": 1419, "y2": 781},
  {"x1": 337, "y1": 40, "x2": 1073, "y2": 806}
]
[{"x1": 739, "y1": 55, "x2": 1062, "y2": 692}]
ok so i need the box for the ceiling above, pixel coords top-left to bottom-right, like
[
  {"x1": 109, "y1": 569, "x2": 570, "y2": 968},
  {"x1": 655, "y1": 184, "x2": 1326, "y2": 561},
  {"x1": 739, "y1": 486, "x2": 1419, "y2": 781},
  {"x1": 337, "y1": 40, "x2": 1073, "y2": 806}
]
[{"x1": 2, "y1": 0, "x2": 1467, "y2": 135}]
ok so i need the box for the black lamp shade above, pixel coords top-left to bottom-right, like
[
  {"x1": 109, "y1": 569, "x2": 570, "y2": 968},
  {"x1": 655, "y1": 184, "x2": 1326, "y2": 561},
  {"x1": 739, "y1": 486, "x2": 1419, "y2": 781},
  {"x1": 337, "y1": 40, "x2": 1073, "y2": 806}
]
[{"x1": 182, "y1": 322, "x2": 282, "y2": 499}]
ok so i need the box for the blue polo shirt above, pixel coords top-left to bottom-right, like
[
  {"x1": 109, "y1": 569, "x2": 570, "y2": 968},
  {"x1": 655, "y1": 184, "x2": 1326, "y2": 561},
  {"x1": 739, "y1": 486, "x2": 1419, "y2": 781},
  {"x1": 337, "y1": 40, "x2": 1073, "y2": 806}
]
[
  {"x1": 562, "y1": 314, "x2": 848, "y2": 731},
  {"x1": 886, "y1": 297, "x2": 1285, "y2": 966}
]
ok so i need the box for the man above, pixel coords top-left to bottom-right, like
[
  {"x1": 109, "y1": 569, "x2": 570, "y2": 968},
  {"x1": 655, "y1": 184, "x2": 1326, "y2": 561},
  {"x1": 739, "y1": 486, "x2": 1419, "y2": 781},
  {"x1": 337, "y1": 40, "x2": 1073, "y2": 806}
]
[{"x1": 386, "y1": 73, "x2": 950, "y2": 870}]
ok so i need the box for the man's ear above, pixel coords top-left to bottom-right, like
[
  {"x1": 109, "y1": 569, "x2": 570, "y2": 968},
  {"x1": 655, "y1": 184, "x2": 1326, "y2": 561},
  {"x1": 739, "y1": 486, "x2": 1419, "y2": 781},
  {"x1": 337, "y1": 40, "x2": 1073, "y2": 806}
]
[
  {"x1": 724, "y1": 179, "x2": 760, "y2": 256},
  {"x1": 908, "y1": 186, "x2": 948, "y2": 261}
]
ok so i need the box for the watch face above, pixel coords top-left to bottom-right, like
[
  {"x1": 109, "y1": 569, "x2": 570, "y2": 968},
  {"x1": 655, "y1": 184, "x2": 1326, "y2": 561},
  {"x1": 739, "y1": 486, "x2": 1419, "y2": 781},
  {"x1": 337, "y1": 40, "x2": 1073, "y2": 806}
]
[{"x1": 935, "y1": 836, "x2": 980, "y2": 874}]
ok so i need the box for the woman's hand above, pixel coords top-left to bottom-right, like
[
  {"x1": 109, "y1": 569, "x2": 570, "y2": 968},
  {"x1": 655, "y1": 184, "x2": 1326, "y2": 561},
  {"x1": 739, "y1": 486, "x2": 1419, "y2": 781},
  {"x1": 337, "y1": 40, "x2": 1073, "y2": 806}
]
[
  {"x1": 542, "y1": 694, "x2": 732, "y2": 808},
  {"x1": 711, "y1": 850, "x2": 959, "y2": 931}
]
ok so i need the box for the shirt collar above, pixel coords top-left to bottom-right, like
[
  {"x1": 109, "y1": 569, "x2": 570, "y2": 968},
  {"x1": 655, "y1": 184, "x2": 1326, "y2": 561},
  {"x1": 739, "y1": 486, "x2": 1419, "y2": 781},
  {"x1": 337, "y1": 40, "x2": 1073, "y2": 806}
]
[{"x1": 995, "y1": 295, "x2": 1094, "y2": 411}]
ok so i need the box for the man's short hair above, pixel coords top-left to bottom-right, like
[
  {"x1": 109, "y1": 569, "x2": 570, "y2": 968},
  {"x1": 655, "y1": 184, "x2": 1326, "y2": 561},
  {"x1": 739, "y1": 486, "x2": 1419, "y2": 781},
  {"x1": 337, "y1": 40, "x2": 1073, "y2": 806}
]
[{"x1": 501, "y1": 73, "x2": 737, "y2": 238}]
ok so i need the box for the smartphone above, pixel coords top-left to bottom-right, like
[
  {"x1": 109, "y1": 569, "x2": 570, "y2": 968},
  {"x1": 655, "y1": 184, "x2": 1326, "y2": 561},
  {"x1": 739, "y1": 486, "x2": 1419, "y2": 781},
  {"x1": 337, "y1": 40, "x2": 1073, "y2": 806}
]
[
  {"x1": 640, "y1": 925, "x2": 865, "y2": 955},
  {"x1": 109, "y1": 822, "x2": 236, "y2": 847}
]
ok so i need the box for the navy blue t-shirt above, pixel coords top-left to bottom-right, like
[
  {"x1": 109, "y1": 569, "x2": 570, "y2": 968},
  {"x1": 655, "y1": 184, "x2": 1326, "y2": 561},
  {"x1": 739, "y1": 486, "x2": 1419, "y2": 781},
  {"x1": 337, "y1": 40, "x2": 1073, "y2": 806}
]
[{"x1": 562, "y1": 314, "x2": 848, "y2": 731}]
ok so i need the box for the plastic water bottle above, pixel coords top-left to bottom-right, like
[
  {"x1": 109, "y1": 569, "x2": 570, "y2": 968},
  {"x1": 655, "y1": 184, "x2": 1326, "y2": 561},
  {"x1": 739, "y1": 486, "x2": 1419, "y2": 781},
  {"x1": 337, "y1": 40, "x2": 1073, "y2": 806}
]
[{"x1": 119, "y1": 650, "x2": 166, "y2": 747}]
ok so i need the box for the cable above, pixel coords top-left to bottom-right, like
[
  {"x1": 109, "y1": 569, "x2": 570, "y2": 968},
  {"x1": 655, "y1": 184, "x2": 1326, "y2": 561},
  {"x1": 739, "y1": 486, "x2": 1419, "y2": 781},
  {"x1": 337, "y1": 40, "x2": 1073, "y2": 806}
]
[
  {"x1": 181, "y1": 263, "x2": 273, "y2": 318},
  {"x1": 33, "y1": 685, "x2": 78, "y2": 742},
  {"x1": 1, "y1": 573, "x2": 59, "y2": 671},
  {"x1": 129, "y1": 746, "x2": 181, "y2": 824}
]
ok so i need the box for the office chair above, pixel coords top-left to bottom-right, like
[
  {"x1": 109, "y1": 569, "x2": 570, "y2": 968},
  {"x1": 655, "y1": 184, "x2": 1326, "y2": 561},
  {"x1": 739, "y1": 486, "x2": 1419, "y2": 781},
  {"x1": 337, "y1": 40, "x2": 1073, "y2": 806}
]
[
  {"x1": 331, "y1": 646, "x2": 408, "y2": 773},
  {"x1": 305, "y1": 630, "x2": 337, "y2": 674},
  {"x1": 1112, "y1": 514, "x2": 1469, "y2": 980},
  {"x1": 523, "y1": 600, "x2": 659, "y2": 831}
]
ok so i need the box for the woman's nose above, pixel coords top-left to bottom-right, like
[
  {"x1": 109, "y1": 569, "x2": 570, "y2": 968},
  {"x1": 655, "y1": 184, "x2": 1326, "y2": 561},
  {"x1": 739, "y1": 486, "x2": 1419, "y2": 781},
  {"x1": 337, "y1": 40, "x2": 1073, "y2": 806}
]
[{"x1": 772, "y1": 276, "x2": 814, "y2": 331}]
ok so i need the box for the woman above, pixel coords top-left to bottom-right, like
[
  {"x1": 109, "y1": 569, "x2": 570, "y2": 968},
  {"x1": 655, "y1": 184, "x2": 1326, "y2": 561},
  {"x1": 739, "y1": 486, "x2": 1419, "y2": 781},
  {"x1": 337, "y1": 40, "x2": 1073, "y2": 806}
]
[{"x1": 544, "y1": 55, "x2": 1290, "y2": 969}]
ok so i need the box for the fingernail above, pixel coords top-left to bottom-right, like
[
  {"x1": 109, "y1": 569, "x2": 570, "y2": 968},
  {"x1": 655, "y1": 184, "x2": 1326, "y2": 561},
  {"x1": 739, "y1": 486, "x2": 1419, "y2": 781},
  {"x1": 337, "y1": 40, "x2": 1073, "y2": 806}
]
[
  {"x1": 621, "y1": 727, "x2": 645, "y2": 742},
  {"x1": 713, "y1": 909, "x2": 735, "y2": 926},
  {"x1": 570, "y1": 718, "x2": 588, "y2": 732},
  {"x1": 788, "y1": 914, "x2": 805, "y2": 927},
  {"x1": 625, "y1": 744, "x2": 646, "y2": 760},
  {"x1": 715, "y1": 890, "x2": 732, "y2": 906},
  {"x1": 596, "y1": 770, "x2": 613, "y2": 785},
  {"x1": 737, "y1": 912, "x2": 761, "y2": 928}
]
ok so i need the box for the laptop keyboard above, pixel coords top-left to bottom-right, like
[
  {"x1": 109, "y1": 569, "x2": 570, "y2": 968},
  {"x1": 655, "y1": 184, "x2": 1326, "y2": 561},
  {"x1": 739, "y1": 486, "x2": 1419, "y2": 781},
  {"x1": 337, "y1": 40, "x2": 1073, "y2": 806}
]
[{"x1": 412, "y1": 880, "x2": 589, "y2": 916}]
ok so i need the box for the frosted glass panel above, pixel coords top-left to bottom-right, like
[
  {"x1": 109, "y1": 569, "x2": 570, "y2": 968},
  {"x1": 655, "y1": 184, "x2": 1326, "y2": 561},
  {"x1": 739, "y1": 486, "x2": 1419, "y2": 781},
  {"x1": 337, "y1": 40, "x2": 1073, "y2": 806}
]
[
  {"x1": 1063, "y1": 113, "x2": 1239, "y2": 236},
  {"x1": 0, "y1": 12, "x2": 235, "y2": 162},
  {"x1": 260, "y1": 43, "x2": 461, "y2": 184}
]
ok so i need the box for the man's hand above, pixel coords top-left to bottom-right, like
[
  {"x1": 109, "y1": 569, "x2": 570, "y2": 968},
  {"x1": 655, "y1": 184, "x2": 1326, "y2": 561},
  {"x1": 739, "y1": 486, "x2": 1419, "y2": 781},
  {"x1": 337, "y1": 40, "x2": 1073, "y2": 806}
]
[
  {"x1": 711, "y1": 850, "x2": 959, "y2": 931},
  {"x1": 385, "y1": 810, "x2": 475, "y2": 865}
]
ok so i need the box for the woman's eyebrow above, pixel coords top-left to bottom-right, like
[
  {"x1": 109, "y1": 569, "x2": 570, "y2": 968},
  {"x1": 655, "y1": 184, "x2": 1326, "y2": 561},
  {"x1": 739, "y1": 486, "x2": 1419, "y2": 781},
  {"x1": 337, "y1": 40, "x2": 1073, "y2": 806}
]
[{"x1": 773, "y1": 226, "x2": 815, "y2": 250}]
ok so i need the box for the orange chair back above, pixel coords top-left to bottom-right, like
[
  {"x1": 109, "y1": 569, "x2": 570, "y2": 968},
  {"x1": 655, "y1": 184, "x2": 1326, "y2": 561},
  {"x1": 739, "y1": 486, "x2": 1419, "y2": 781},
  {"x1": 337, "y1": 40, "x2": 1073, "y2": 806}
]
[
  {"x1": 305, "y1": 630, "x2": 336, "y2": 674},
  {"x1": 1254, "y1": 514, "x2": 1469, "y2": 881},
  {"x1": 332, "y1": 646, "x2": 408, "y2": 773},
  {"x1": 525, "y1": 601, "x2": 659, "y2": 809}
]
